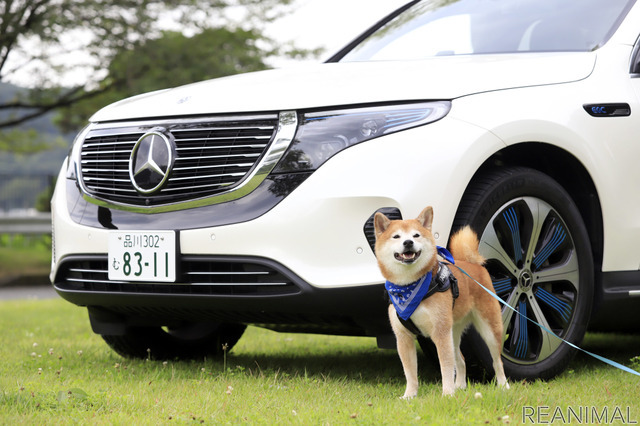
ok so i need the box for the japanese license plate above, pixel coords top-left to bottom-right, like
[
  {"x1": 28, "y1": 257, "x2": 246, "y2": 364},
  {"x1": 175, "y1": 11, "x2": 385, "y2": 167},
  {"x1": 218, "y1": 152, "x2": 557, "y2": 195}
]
[{"x1": 108, "y1": 231, "x2": 176, "y2": 282}]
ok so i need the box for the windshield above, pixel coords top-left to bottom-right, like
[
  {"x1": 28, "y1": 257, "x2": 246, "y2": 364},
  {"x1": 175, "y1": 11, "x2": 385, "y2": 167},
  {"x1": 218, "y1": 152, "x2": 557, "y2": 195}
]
[{"x1": 339, "y1": 0, "x2": 635, "y2": 62}]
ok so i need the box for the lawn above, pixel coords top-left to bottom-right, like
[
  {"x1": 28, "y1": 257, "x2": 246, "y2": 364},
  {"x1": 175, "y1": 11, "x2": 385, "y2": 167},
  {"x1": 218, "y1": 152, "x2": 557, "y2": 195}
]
[{"x1": 0, "y1": 298, "x2": 639, "y2": 424}]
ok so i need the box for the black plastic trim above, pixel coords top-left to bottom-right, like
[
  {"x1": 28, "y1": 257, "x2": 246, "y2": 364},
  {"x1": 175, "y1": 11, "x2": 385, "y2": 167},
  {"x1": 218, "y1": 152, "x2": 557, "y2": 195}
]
[
  {"x1": 589, "y1": 270, "x2": 640, "y2": 331},
  {"x1": 362, "y1": 207, "x2": 403, "y2": 254},
  {"x1": 325, "y1": 0, "x2": 420, "y2": 63},
  {"x1": 53, "y1": 254, "x2": 390, "y2": 337},
  {"x1": 66, "y1": 172, "x2": 311, "y2": 230},
  {"x1": 583, "y1": 103, "x2": 631, "y2": 117}
]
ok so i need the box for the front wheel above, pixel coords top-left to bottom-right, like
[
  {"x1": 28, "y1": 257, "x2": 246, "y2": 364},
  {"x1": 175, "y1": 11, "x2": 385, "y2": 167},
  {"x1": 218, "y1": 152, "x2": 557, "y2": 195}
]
[
  {"x1": 101, "y1": 322, "x2": 246, "y2": 360},
  {"x1": 453, "y1": 167, "x2": 594, "y2": 380}
]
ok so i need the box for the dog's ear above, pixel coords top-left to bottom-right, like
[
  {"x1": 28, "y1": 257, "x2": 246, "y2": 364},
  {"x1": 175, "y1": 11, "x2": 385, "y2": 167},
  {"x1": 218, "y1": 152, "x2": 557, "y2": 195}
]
[
  {"x1": 373, "y1": 212, "x2": 391, "y2": 238},
  {"x1": 417, "y1": 206, "x2": 434, "y2": 230}
]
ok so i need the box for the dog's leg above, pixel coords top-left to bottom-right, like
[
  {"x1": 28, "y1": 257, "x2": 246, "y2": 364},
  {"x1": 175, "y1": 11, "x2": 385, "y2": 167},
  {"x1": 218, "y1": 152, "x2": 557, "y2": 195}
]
[
  {"x1": 473, "y1": 314, "x2": 510, "y2": 389},
  {"x1": 389, "y1": 306, "x2": 419, "y2": 398},
  {"x1": 431, "y1": 327, "x2": 456, "y2": 396},
  {"x1": 397, "y1": 331, "x2": 419, "y2": 398},
  {"x1": 452, "y1": 324, "x2": 467, "y2": 390}
]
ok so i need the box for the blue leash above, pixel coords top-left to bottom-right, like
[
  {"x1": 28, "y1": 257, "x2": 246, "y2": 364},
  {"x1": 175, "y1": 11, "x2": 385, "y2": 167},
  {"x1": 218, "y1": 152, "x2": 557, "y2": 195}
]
[{"x1": 453, "y1": 264, "x2": 640, "y2": 377}]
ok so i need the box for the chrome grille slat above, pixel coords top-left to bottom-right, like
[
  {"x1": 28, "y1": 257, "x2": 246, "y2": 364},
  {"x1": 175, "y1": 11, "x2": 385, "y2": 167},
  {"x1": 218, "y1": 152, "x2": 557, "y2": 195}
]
[
  {"x1": 84, "y1": 177, "x2": 131, "y2": 182},
  {"x1": 174, "y1": 153, "x2": 261, "y2": 161},
  {"x1": 83, "y1": 141, "x2": 138, "y2": 148},
  {"x1": 81, "y1": 169, "x2": 130, "y2": 174},
  {"x1": 69, "y1": 268, "x2": 105, "y2": 274},
  {"x1": 81, "y1": 159, "x2": 130, "y2": 164},
  {"x1": 170, "y1": 172, "x2": 245, "y2": 181},
  {"x1": 172, "y1": 163, "x2": 253, "y2": 172},
  {"x1": 171, "y1": 125, "x2": 274, "y2": 132},
  {"x1": 175, "y1": 145, "x2": 268, "y2": 152},
  {"x1": 161, "y1": 182, "x2": 233, "y2": 192},
  {"x1": 86, "y1": 185, "x2": 138, "y2": 193},
  {"x1": 67, "y1": 277, "x2": 128, "y2": 285},
  {"x1": 82, "y1": 150, "x2": 132, "y2": 156},
  {"x1": 78, "y1": 115, "x2": 280, "y2": 207},
  {"x1": 175, "y1": 137, "x2": 271, "y2": 144}
]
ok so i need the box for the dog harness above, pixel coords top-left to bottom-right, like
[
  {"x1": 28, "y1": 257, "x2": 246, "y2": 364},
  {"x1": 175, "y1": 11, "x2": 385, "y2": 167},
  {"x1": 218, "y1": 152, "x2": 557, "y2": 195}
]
[{"x1": 385, "y1": 246, "x2": 459, "y2": 336}]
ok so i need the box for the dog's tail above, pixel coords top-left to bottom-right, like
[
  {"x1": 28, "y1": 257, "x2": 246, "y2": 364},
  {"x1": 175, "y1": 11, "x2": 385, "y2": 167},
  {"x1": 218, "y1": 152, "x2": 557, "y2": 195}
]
[{"x1": 449, "y1": 226, "x2": 486, "y2": 265}]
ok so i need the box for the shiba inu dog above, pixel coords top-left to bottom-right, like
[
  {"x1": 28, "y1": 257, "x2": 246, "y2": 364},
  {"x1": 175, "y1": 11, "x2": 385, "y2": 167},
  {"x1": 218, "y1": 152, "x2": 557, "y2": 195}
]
[{"x1": 374, "y1": 206, "x2": 509, "y2": 397}]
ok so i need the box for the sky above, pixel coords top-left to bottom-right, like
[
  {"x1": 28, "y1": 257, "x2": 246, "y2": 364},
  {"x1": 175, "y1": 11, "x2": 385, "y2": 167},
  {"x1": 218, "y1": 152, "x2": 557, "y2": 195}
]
[{"x1": 266, "y1": 0, "x2": 409, "y2": 66}]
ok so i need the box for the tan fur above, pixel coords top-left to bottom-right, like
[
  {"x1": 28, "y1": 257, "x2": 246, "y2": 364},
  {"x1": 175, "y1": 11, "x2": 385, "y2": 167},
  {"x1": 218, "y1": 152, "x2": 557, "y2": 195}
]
[
  {"x1": 374, "y1": 206, "x2": 509, "y2": 397},
  {"x1": 449, "y1": 226, "x2": 486, "y2": 266}
]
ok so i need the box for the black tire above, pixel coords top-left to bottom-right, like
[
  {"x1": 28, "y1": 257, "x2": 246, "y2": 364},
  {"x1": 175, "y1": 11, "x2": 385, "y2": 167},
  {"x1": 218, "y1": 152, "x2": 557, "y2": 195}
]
[
  {"x1": 101, "y1": 322, "x2": 246, "y2": 360},
  {"x1": 452, "y1": 167, "x2": 594, "y2": 380}
]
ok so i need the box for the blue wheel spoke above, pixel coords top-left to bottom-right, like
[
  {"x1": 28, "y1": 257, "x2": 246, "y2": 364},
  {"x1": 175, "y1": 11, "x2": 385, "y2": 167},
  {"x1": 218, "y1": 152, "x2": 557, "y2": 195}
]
[
  {"x1": 533, "y1": 223, "x2": 566, "y2": 271},
  {"x1": 534, "y1": 287, "x2": 573, "y2": 323},
  {"x1": 492, "y1": 277, "x2": 513, "y2": 297},
  {"x1": 513, "y1": 301, "x2": 529, "y2": 359},
  {"x1": 503, "y1": 207, "x2": 522, "y2": 264}
]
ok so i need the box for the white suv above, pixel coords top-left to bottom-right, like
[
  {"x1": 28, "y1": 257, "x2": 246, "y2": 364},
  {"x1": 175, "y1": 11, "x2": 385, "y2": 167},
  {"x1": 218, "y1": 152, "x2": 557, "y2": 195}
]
[{"x1": 51, "y1": 0, "x2": 640, "y2": 379}]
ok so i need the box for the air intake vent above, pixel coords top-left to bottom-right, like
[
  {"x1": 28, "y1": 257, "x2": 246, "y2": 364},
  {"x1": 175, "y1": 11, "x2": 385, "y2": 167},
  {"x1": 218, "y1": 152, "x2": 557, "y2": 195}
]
[
  {"x1": 363, "y1": 207, "x2": 403, "y2": 254},
  {"x1": 55, "y1": 256, "x2": 300, "y2": 296}
]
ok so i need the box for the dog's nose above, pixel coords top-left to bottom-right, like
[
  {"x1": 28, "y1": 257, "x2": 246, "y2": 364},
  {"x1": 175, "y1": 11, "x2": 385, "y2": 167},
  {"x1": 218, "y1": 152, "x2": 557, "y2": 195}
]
[{"x1": 403, "y1": 240, "x2": 413, "y2": 248}]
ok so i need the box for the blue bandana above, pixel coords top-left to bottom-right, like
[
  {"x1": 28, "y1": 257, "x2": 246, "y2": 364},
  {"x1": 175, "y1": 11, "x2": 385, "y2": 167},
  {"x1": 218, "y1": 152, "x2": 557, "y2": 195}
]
[{"x1": 385, "y1": 246, "x2": 455, "y2": 321}]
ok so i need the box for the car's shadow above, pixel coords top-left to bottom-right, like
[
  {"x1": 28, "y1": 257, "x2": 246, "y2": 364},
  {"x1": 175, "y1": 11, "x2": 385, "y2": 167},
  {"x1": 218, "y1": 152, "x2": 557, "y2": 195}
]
[{"x1": 220, "y1": 332, "x2": 640, "y2": 384}]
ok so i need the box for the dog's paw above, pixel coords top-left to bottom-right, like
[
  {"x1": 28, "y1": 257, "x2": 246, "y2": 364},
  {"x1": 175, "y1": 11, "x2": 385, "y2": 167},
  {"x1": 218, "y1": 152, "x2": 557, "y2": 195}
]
[
  {"x1": 454, "y1": 381, "x2": 467, "y2": 390},
  {"x1": 442, "y1": 388, "x2": 455, "y2": 397},
  {"x1": 400, "y1": 393, "x2": 417, "y2": 400}
]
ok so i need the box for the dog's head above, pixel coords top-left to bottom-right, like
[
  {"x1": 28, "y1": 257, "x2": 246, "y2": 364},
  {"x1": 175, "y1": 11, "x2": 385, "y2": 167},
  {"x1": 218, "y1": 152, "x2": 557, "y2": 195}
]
[{"x1": 373, "y1": 206, "x2": 437, "y2": 285}]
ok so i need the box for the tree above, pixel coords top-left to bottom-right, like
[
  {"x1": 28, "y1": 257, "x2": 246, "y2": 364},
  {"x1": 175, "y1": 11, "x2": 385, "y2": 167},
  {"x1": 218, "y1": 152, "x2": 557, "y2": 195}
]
[
  {"x1": 56, "y1": 27, "x2": 280, "y2": 132},
  {"x1": 0, "y1": 0, "x2": 302, "y2": 148}
]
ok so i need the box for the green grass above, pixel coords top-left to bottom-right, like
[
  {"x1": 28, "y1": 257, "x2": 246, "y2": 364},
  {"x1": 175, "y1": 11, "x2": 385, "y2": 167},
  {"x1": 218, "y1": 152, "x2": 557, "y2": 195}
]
[{"x1": 1, "y1": 299, "x2": 639, "y2": 424}]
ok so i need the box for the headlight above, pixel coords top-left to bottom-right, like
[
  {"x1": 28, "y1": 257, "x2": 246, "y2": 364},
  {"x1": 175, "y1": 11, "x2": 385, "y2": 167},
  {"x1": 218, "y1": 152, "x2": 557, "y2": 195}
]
[{"x1": 273, "y1": 101, "x2": 450, "y2": 172}]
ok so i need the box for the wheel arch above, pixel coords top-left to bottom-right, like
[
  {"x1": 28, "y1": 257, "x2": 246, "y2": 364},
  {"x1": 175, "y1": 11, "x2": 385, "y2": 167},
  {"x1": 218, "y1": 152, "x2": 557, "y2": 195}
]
[{"x1": 458, "y1": 142, "x2": 605, "y2": 311}]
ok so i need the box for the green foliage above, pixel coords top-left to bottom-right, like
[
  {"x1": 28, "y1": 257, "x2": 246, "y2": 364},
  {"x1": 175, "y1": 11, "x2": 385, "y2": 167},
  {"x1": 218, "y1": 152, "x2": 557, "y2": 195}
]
[
  {"x1": 0, "y1": 0, "x2": 299, "y2": 131},
  {"x1": 0, "y1": 81, "x2": 73, "y2": 160},
  {"x1": 0, "y1": 174, "x2": 57, "y2": 211},
  {"x1": 0, "y1": 236, "x2": 51, "y2": 282},
  {"x1": 0, "y1": 232, "x2": 51, "y2": 250},
  {"x1": 56, "y1": 27, "x2": 276, "y2": 132},
  {"x1": 0, "y1": 128, "x2": 67, "y2": 154},
  {"x1": 0, "y1": 299, "x2": 639, "y2": 424},
  {"x1": 34, "y1": 176, "x2": 56, "y2": 213}
]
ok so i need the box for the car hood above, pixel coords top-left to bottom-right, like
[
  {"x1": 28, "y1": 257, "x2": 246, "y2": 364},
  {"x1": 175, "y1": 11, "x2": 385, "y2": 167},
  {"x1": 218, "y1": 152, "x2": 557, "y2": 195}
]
[{"x1": 91, "y1": 52, "x2": 596, "y2": 122}]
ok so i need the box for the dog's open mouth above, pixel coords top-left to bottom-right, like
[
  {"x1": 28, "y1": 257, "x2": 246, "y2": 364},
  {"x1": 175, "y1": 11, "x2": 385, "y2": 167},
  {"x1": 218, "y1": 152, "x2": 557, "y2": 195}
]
[{"x1": 395, "y1": 250, "x2": 422, "y2": 264}]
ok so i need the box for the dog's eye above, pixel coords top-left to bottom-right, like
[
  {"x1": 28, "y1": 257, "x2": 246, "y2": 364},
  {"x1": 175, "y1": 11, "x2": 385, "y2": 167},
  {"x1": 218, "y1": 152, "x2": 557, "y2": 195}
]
[
  {"x1": 413, "y1": 233, "x2": 420, "y2": 238},
  {"x1": 393, "y1": 235, "x2": 400, "y2": 239}
]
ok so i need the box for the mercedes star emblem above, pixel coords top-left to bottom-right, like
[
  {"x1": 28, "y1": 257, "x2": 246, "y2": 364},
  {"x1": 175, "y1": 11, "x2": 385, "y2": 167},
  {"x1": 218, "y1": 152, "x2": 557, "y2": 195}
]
[{"x1": 129, "y1": 130, "x2": 175, "y2": 194}]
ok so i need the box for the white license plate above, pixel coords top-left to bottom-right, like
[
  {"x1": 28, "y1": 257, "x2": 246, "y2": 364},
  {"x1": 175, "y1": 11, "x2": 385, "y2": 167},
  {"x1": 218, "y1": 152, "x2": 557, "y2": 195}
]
[{"x1": 108, "y1": 231, "x2": 176, "y2": 282}]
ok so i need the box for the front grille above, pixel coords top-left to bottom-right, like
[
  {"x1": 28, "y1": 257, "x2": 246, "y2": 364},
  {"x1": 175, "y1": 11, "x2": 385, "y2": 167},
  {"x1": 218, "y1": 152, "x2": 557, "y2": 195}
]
[
  {"x1": 55, "y1": 257, "x2": 300, "y2": 296},
  {"x1": 79, "y1": 115, "x2": 279, "y2": 207}
]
